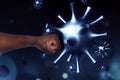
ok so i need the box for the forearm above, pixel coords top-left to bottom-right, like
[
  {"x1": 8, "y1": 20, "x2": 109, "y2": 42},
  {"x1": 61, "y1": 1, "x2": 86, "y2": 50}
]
[
  {"x1": 0, "y1": 33, "x2": 61, "y2": 54},
  {"x1": 0, "y1": 33, "x2": 37, "y2": 53}
]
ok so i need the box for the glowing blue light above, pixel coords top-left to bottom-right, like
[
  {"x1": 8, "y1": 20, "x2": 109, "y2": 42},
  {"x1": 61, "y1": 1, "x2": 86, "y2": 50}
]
[
  {"x1": 70, "y1": 66, "x2": 73, "y2": 69},
  {"x1": 56, "y1": 22, "x2": 83, "y2": 41},
  {"x1": 42, "y1": 53, "x2": 46, "y2": 57},
  {"x1": 62, "y1": 73, "x2": 69, "y2": 79},
  {"x1": 36, "y1": 1, "x2": 39, "y2": 4},
  {"x1": 99, "y1": 46, "x2": 104, "y2": 51},
  {"x1": 36, "y1": 78, "x2": 41, "y2": 80},
  {"x1": 33, "y1": 0, "x2": 42, "y2": 9}
]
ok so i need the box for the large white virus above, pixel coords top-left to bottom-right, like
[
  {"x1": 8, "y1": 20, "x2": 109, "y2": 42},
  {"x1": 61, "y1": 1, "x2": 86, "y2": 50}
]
[{"x1": 44, "y1": 3, "x2": 108, "y2": 73}]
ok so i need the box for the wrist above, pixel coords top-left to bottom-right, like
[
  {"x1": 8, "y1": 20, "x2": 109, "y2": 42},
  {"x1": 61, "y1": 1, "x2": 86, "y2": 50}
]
[
  {"x1": 22, "y1": 36, "x2": 39, "y2": 47},
  {"x1": 31, "y1": 36, "x2": 43, "y2": 48},
  {"x1": 30, "y1": 36, "x2": 39, "y2": 47}
]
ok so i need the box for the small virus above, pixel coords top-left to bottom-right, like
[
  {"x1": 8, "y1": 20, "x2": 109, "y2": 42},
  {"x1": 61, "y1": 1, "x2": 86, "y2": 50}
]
[
  {"x1": 95, "y1": 41, "x2": 110, "y2": 58},
  {"x1": 33, "y1": 0, "x2": 42, "y2": 9},
  {"x1": 68, "y1": 64, "x2": 76, "y2": 73},
  {"x1": 44, "y1": 3, "x2": 109, "y2": 73}
]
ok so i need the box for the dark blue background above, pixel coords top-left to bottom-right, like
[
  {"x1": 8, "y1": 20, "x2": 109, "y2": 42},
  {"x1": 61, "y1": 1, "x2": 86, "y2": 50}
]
[{"x1": 0, "y1": 0, "x2": 120, "y2": 80}]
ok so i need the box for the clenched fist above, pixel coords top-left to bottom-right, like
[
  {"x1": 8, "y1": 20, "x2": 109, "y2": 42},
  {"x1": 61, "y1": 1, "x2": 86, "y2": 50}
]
[{"x1": 35, "y1": 34, "x2": 61, "y2": 54}]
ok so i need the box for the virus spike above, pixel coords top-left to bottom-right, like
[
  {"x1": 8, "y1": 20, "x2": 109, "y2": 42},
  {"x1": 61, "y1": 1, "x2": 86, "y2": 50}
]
[
  {"x1": 84, "y1": 50, "x2": 96, "y2": 63},
  {"x1": 95, "y1": 50, "x2": 99, "y2": 53},
  {"x1": 45, "y1": 23, "x2": 48, "y2": 28},
  {"x1": 105, "y1": 43, "x2": 110, "y2": 47},
  {"x1": 70, "y1": 3, "x2": 76, "y2": 23},
  {"x1": 67, "y1": 54, "x2": 72, "y2": 62},
  {"x1": 97, "y1": 51, "x2": 101, "y2": 55},
  {"x1": 102, "y1": 55, "x2": 104, "y2": 58},
  {"x1": 58, "y1": 15, "x2": 66, "y2": 23},
  {"x1": 105, "y1": 48, "x2": 110, "y2": 50},
  {"x1": 53, "y1": 49, "x2": 67, "y2": 64},
  {"x1": 75, "y1": 56, "x2": 80, "y2": 73},
  {"x1": 104, "y1": 41, "x2": 107, "y2": 45},
  {"x1": 82, "y1": 6, "x2": 91, "y2": 19},
  {"x1": 89, "y1": 16, "x2": 104, "y2": 25},
  {"x1": 90, "y1": 32, "x2": 107, "y2": 38},
  {"x1": 45, "y1": 24, "x2": 50, "y2": 33},
  {"x1": 104, "y1": 52, "x2": 108, "y2": 56}
]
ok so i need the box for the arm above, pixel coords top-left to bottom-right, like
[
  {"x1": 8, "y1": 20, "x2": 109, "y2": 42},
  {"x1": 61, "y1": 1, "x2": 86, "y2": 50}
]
[{"x1": 0, "y1": 33, "x2": 61, "y2": 54}]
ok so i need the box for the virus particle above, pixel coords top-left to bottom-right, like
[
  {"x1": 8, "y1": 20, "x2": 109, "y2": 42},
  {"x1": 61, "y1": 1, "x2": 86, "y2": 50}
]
[
  {"x1": 45, "y1": 3, "x2": 108, "y2": 73},
  {"x1": 95, "y1": 41, "x2": 110, "y2": 58},
  {"x1": 68, "y1": 64, "x2": 76, "y2": 73},
  {"x1": 33, "y1": 0, "x2": 42, "y2": 9}
]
